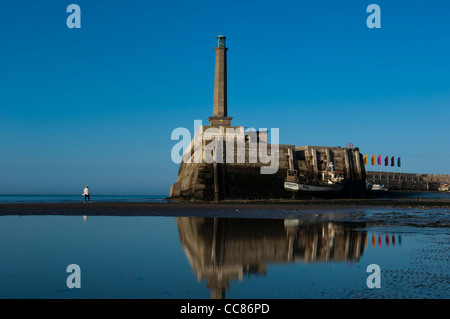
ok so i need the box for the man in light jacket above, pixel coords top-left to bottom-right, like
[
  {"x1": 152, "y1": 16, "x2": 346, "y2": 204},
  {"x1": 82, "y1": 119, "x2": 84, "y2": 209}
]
[{"x1": 83, "y1": 185, "x2": 91, "y2": 203}]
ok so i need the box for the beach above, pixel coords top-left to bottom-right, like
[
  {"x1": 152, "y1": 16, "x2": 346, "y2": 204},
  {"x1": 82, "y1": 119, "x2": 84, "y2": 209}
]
[
  {"x1": 1, "y1": 195, "x2": 449, "y2": 299},
  {"x1": 1, "y1": 197, "x2": 449, "y2": 227},
  {"x1": 1, "y1": 198, "x2": 449, "y2": 214},
  {"x1": 1, "y1": 200, "x2": 449, "y2": 299}
]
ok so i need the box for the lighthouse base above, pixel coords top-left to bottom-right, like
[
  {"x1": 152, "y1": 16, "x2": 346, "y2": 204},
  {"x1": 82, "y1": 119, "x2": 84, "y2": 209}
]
[{"x1": 208, "y1": 116, "x2": 233, "y2": 126}]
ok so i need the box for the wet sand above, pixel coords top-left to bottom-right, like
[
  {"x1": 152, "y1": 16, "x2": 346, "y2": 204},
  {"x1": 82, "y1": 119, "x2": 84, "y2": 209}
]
[{"x1": 0, "y1": 198, "x2": 449, "y2": 221}]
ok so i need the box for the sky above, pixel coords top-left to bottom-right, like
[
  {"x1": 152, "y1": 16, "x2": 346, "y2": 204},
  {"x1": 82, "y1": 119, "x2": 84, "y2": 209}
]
[{"x1": 0, "y1": 0, "x2": 449, "y2": 195}]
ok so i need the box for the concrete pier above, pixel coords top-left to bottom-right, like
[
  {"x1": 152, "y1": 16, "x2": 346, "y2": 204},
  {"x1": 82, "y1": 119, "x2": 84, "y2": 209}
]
[
  {"x1": 169, "y1": 34, "x2": 368, "y2": 201},
  {"x1": 169, "y1": 136, "x2": 367, "y2": 200},
  {"x1": 366, "y1": 171, "x2": 450, "y2": 191}
]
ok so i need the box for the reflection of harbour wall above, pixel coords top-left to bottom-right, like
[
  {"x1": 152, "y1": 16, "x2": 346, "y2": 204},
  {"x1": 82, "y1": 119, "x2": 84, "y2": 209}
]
[
  {"x1": 291, "y1": 221, "x2": 366, "y2": 263},
  {"x1": 177, "y1": 217, "x2": 366, "y2": 299},
  {"x1": 367, "y1": 171, "x2": 450, "y2": 190}
]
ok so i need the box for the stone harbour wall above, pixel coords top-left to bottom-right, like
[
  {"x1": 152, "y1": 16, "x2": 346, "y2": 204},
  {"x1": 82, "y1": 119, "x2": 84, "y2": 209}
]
[
  {"x1": 169, "y1": 127, "x2": 368, "y2": 201},
  {"x1": 366, "y1": 171, "x2": 450, "y2": 191}
]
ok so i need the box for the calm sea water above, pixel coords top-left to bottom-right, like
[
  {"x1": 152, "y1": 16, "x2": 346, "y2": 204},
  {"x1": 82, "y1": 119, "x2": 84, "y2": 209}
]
[
  {"x1": 0, "y1": 194, "x2": 168, "y2": 203},
  {"x1": 0, "y1": 213, "x2": 448, "y2": 298},
  {"x1": 1, "y1": 192, "x2": 448, "y2": 204}
]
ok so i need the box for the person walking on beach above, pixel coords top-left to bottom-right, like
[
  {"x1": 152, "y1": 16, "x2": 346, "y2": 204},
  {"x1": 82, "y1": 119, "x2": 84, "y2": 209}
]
[{"x1": 83, "y1": 185, "x2": 91, "y2": 203}]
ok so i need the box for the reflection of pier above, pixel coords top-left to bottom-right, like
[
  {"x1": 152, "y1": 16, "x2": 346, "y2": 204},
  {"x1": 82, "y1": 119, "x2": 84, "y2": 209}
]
[{"x1": 176, "y1": 217, "x2": 367, "y2": 299}]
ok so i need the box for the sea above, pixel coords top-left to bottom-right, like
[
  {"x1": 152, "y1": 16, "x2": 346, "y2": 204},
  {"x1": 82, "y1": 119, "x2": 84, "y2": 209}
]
[
  {"x1": 0, "y1": 194, "x2": 167, "y2": 203},
  {"x1": 0, "y1": 193, "x2": 448, "y2": 299},
  {"x1": 0, "y1": 191, "x2": 448, "y2": 204}
]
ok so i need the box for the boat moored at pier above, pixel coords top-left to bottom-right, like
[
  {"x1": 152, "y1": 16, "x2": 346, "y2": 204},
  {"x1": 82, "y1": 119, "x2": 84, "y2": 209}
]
[{"x1": 284, "y1": 161, "x2": 347, "y2": 193}]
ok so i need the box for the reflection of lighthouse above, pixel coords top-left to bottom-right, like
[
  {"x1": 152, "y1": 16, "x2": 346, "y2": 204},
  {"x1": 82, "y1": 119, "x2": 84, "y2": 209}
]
[{"x1": 177, "y1": 217, "x2": 367, "y2": 299}]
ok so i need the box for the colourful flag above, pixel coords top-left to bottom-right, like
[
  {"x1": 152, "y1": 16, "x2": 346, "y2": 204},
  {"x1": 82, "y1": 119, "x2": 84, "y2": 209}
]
[
  {"x1": 397, "y1": 157, "x2": 401, "y2": 167},
  {"x1": 371, "y1": 155, "x2": 375, "y2": 165},
  {"x1": 384, "y1": 156, "x2": 389, "y2": 166},
  {"x1": 391, "y1": 156, "x2": 395, "y2": 167},
  {"x1": 377, "y1": 155, "x2": 381, "y2": 165},
  {"x1": 364, "y1": 154, "x2": 367, "y2": 165}
]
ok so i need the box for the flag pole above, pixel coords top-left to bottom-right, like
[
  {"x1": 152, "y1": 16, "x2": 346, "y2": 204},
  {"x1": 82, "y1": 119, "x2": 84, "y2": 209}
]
[
  {"x1": 379, "y1": 155, "x2": 381, "y2": 182},
  {"x1": 386, "y1": 157, "x2": 388, "y2": 183}
]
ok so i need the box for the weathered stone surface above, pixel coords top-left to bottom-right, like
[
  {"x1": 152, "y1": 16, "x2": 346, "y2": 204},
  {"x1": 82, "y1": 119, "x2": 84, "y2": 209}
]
[
  {"x1": 169, "y1": 132, "x2": 367, "y2": 200},
  {"x1": 170, "y1": 35, "x2": 369, "y2": 201},
  {"x1": 366, "y1": 171, "x2": 450, "y2": 190}
]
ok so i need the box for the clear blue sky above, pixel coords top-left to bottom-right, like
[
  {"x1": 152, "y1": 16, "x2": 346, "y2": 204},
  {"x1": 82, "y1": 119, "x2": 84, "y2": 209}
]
[{"x1": 1, "y1": 0, "x2": 449, "y2": 195}]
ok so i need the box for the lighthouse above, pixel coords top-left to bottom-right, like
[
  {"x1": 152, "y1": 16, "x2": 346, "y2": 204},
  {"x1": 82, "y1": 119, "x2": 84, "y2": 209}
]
[{"x1": 208, "y1": 33, "x2": 233, "y2": 126}]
